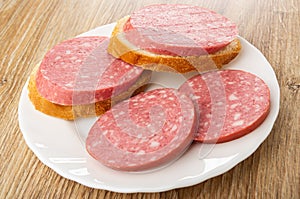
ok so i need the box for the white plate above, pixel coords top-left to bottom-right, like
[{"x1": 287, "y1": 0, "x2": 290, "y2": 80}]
[{"x1": 18, "y1": 23, "x2": 280, "y2": 193}]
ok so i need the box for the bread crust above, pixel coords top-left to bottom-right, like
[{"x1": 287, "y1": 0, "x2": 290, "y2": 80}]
[
  {"x1": 28, "y1": 65, "x2": 151, "y2": 120},
  {"x1": 108, "y1": 16, "x2": 242, "y2": 73}
]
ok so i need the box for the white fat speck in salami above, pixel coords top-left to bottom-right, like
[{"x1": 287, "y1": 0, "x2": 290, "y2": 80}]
[
  {"x1": 123, "y1": 4, "x2": 238, "y2": 56},
  {"x1": 86, "y1": 88, "x2": 196, "y2": 171},
  {"x1": 179, "y1": 69, "x2": 270, "y2": 143},
  {"x1": 36, "y1": 36, "x2": 144, "y2": 105}
]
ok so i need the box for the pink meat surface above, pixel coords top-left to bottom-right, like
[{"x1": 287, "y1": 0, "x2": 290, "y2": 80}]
[
  {"x1": 123, "y1": 4, "x2": 238, "y2": 56},
  {"x1": 86, "y1": 88, "x2": 196, "y2": 171},
  {"x1": 36, "y1": 36, "x2": 143, "y2": 105},
  {"x1": 179, "y1": 69, "x2": 270, "y2": 143}
]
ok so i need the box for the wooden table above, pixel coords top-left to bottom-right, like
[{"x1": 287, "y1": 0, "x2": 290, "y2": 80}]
[{"x1": 0, "y1": 0, "x2": 299, "y2": 198}]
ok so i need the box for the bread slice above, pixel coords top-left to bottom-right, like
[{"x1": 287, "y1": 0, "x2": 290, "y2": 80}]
[
  {"x1": 108, "y1": 16, "x2": 242, "y2": 73},
  {"x1": 28, "y1": 65, "x2": 151, "y2": 120}
]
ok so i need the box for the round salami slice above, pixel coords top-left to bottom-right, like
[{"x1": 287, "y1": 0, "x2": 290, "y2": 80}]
[
  {"x1": 86, "y1": 88, "x2": 196, "y2": 171},
  {"x1": 123, "y1": 4, "x2": 238, "y2": 56},
  {"x1": 179, "y1": 70, "x2": 270, "y2": 143},
  {"x1": 36, "y1": 36, "x2": 144, "y2": 105}
]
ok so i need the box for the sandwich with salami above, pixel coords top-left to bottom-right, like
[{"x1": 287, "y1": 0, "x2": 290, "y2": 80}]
[
  {"x1": 28, "y1": 36, "x2": 151, "y2": 120},
  {"x1": 108, "y1": 4, "x2": 241, "y2": 73}
]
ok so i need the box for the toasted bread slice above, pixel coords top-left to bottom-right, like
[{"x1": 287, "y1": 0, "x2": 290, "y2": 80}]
[
  {"x1": 108, "y1": 16, "x2": 242, "y2": 73},
  {"x1": 28, "y1": 65, "x2": 151, "y2": 120}
]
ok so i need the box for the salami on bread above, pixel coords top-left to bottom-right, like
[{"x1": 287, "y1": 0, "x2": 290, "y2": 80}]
[
  {"x1": 28, "y1": 36, "x2": 151, "y2": 120},
  {"x1": 108, "y1": 4, "x2": 241, "y2": 73},
  {"x1": 86, "y1": 88, "x2": 196, "y2": 171},
  {"x1": 36, "y1": 36, "x2": 145, "y2": 105},
  {"x1": 179, "y1": 69, "x2": 270, "y2": 143}
]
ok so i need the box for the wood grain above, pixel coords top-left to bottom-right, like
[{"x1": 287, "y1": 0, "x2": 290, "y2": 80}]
[{"x1": 0, "y1": 0, "x2": 299, "y2": 198}]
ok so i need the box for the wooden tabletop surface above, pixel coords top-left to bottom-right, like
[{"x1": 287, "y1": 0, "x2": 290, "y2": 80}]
[{"x1": 0, "y1": 0, "x2": 299, "y2": 198}]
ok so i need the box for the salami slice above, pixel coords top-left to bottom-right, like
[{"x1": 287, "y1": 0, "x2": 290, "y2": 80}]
[
  {"x1": 86, "y1": 88, "x2": 196, "y2": 171},
  {"x1": 179, "y1": 70, "x2": 270, "y2": 143},
  {"x1": 123, "y1": 4, "x2": 238, "y2": 56},
  {"x1": 36, "y1": 36, "x2": 144, "y2": 105}
]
